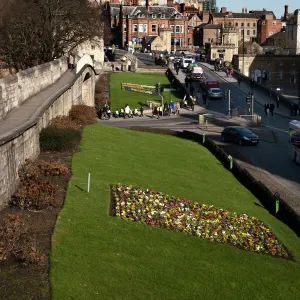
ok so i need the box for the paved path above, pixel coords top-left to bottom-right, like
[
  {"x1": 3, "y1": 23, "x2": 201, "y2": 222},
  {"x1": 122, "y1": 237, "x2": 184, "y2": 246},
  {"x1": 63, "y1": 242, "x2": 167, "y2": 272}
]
[{"x1": 0, "y1": 71, "x2": 75, "y2": 137}]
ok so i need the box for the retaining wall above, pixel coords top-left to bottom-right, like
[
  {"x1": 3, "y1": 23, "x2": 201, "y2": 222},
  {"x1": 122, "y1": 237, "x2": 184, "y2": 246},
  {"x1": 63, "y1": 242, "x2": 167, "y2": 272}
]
[
  {"x1": 0, "y1": 63, "x2": 97, "y2": 208},
  {"x1": 0, "y1": 57, "x2": 68, "y2": 122}
]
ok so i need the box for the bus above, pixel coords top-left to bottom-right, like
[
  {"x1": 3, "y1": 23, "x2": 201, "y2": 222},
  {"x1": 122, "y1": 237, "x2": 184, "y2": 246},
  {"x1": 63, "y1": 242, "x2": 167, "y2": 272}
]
[{"x1": 289, "y1": 120, "x2": 300, "y2": 163}]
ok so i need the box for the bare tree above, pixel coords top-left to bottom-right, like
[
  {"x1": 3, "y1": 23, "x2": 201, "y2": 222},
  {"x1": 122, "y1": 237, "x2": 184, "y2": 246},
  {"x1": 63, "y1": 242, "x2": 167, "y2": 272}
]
[{"x1": 0, "y1": 0, "x2": 104, "y2": 70}]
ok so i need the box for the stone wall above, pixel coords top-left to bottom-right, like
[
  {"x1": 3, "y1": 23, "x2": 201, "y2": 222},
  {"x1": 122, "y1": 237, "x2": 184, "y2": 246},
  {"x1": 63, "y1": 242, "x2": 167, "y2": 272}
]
[
  {"x1": 0, "y1": 57, "x2": 68, "y2": 122},
  {"x1": 0, "y1": 64, "x2": 96, "y2": 208}
]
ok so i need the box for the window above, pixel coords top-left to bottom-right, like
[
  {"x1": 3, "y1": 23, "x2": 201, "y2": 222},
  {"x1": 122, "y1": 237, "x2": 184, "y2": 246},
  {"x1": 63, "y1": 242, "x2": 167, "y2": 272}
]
[
  {"x1": 273, "y1": 21, "x2": 276, "y2": 25},
  {"x1": 170, "y1": 25, "x2": 174, "y2": 33},
  {"x1": 138, "y1": 24, "x2": 144, "y2": 32},
  {"x1": 235, "y1": 22, "x2": 238, "y2": 27},
  {"x1": 175, "y1": 25, "x2": 180, "y2": 33},
  {"x1": 152, "y1": 24, "x2": 156, "y2": 32},
  {"x1": 181, "y1": 25, "x2": 184, "y2": 33},
  {"x1": 247, "y1": 30, "x2": 250, "y2": 35},
  {"x1": 253, "y1": 23, "x2": 256, "y2": 27},
  {"x1": 277, "y1": 70, "x2": 283, "y2": 80},
  {"x1": 262, "y1": 21, "x2": 266, "y2": 25},
  {"x1": 133, "y1": 24, "x2": 138, "y2": 32},
  {"x1": 241, "y1": 22, "x2": 244, "y2": 27},
  {"x1": 253, "y1": 30, "x2": 256, "y2": 35},
  {"x1": 247, "y1": 23, "x2": 250, "y2": 27},
  {"x1": 161, "y1": 14, "x2": 165, "y2": 19},
  {"x1": 152, "y1": 14, "x2": 156, "y2": 19},
  {"x1": 124, "y1": 25, "x2": 127, "y2": 32}
]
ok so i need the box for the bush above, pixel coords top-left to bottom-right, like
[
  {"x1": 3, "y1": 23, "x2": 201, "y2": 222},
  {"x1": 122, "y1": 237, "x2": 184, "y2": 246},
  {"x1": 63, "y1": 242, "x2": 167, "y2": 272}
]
[
  {"x1": 0, "y1": 214, "x2": 46, "y2": 264},
  {"x1": 11, "y1": 179, "x2": 57, "y2": 210},
  {"x1": 38, "y1": 160, "x2": 70, "y2": 176},
  {"x1": 40, "y1": 127, "x2": 81, "y2": 152},
  {"x1": 69, "y1": 105, "x2": 97, "y2": 126},
  {"x1": 18, "y1": 159, "x2": 40, "y2": 181},
  {"x1": 50, "y1": 116, "x2": 81, "y2": 131}
]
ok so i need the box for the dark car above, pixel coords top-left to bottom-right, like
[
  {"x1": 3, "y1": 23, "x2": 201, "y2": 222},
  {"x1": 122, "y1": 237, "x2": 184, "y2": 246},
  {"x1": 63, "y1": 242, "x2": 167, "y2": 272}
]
[{"x1": 221, "y1": 126, "x2": 259, "y2": 145}]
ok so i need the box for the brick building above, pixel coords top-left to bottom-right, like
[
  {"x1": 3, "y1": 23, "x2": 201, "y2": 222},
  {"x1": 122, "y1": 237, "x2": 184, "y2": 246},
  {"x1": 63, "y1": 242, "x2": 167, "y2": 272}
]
[
  {"x1": 109, "y1": 3, "x2": 189, "y2": 50},
  {"x1": 250, "y1": 9, "x2": 282, "y2": 44}
]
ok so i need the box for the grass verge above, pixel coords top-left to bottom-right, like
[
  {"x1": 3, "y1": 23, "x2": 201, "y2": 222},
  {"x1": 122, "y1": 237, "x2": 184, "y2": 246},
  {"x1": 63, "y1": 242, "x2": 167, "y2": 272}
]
[
  {"x1": 51, "y1": 125, "x2": 300, "y2": 300},
  {"x1": 110, "y1": 73, "x2": 182, "y2": 111}
]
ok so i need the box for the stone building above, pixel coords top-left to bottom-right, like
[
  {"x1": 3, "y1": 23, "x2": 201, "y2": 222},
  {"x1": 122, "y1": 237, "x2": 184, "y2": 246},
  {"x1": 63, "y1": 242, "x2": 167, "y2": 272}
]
[
  {"x1": 285, "y1": 9, "x2": 300, "y2": 54},
  {"x1": 209, "y1": 7, "x2": 257, "y2": 42},
  {"x1": 142, "y1": 28, "x2": 172, "y2": 52},
  {"x1": 109, "y1": 3, "x2": 189, "y2": 50}
]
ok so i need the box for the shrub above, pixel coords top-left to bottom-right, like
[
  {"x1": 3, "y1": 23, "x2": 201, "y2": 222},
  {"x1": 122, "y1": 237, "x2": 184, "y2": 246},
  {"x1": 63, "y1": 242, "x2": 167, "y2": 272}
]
[
  {"x1": 11, "y1": 179, "x2": 57, "y2": 210},
  {"x1": 38, "y1": 160, "x2": 70, "y2": 176},
  {"x1": 18, "y1": 159, "x2": 39, "y2": 181},
  {"x1": 0, "y1": 214, "x2": 27, "y2": 263},
  {"x1": 40, "y1": 127, "x2": 81, "y2": 152},
  {"x1": 50, "y1": 116, "x2": 81, "y2": 131},
  {"x1": 69, "y1": 105, "x2": 97, "y2": 126}
]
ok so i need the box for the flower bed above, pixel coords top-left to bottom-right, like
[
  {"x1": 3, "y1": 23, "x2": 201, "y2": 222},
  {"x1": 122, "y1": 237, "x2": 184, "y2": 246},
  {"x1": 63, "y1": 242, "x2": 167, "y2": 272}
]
[{"x1": 111, "y1": 185, "x2": 290, "y2": 259}]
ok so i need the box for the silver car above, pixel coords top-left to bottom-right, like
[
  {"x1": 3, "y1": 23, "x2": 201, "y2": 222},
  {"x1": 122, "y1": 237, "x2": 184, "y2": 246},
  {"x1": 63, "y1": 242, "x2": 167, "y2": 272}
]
[{"x1": 208, "y1": 88, "x2": 223, "y2": 99}]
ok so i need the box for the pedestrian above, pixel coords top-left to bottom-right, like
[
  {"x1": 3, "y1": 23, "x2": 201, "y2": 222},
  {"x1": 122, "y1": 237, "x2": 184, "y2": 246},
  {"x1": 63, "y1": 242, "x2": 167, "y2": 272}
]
[
  {"x1": 190, "y1": 85, "x2": 194, "y2": 96},
  {"x1": 107, "y1": 105, "x2": 111, "y2": 120},
  {"x1": 270, "y1": 103, "x2": 275, "y2": 116},
  {"x1": 230, "y1": 69, "x2": 234, "y2": 76},
  {"x1": 276, "y1": 95, "x2": 280, "y2": 108},
  {"x1": 226, "y1": 68, "x2": 229, "y2": 77},
  {"x1": 176, "y1": 66, "x2": 179, "y2": 75},
  {"x1": 237, "y1": 76, "x2": 241, "y2": 87},
  {"x1": 175, "y1": 101, "x2": 180, "y2": 114},
  {"x1": 264, "y1": 103, "x2": 269, "y2": 116},
  {"x1": 140, "y1": 106, "x2": 144, "y2": 117},
  {"x1": 68, "y1": 53, "x2": 74, "y2": 70},
  {"x1": 202, "y1": 90, "x2": 207, "y2": 105},
  {"x1": 185, "y1": 76, "x2": 189, "y2": 88}
]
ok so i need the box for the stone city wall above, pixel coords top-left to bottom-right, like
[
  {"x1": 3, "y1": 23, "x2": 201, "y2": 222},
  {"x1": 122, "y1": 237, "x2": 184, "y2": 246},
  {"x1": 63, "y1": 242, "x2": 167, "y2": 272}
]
[
  {"x1": 0, "y1": 63, "x2": 96, "y2": 208},
  {"x1": 0, "y1": 57, "x2": 68, "y2": 122}
]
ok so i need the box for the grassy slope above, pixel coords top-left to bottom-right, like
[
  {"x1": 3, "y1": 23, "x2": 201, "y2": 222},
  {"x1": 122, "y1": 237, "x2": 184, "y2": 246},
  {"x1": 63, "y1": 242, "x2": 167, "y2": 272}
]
[
  {"x1": 109, "y1": 73, "x2": 182, "y2": 111},
  {"x1": 51, "y1": 125, "x2": 300, "y2": 300}
]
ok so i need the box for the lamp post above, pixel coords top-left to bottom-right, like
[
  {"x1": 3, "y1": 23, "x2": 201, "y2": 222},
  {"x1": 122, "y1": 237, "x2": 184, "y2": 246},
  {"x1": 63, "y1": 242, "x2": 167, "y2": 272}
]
[{"x1": 242, "y1": 27, "x2": 245, "y2": 75}]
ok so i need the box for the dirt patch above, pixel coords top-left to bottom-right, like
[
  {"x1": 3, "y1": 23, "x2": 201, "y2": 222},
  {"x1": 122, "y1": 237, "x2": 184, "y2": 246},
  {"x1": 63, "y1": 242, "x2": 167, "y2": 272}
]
[{"x1": 0, "y1": 151, "x2": 73, "y2": 300}]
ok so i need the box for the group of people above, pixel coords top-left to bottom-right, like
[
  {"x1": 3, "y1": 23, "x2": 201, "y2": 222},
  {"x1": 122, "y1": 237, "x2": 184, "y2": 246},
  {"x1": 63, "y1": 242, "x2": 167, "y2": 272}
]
[
  {"x1": 152, "y1": 100, "x2": 181, "y2": 118},
  {"x1": 98, "y1": 104, "x2": 111, "y2": 120},
  {"x1": 112, "y1": 104, "x2": 144, "y2": 118},
  {"x1": 264, "y1": 103, "x2": 275, "y2": 116}
]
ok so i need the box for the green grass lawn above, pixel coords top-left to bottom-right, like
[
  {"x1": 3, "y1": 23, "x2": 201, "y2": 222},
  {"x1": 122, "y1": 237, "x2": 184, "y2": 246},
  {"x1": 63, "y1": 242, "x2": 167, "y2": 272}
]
[
  {"x1": 50, "y1": 125, "x2": 300, "y2": 300},
  {"x1": 109, "y1": 73, "x2": 182, "y2": 111}
]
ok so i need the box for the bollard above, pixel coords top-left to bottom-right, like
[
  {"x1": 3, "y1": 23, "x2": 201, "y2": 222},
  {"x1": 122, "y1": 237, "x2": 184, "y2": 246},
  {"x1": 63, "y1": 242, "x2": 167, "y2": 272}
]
[
  {"x1": 274, "y1": 192, "x2": 280, "y2": 214},
  {"x1": 202, "y1": 133, "x2": 206, "y2": 144},
  {"x1": 228, "y1": 155, "x2": 233, "y2": 170}
]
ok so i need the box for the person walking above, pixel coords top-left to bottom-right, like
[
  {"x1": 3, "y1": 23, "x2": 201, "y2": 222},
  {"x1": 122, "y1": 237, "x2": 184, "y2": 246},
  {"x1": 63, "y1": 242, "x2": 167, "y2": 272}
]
[
  {"x1": 264, "y1": 103, "x2": 269, "y2": 116},
  {"x1": 176, "y1": 65, "x2": 179, "y2": 75},
  {"x1": 270, "y1": 103, "x2": 275, "y2": 116},
  {"x1": 140, "y1": 106, "x2": 144, "y2": 117},
  {"x1": 175, "y1": 101, "x2": 180, "y2": 115},
  {"x1": 185, "y1": 76, "x2": 189, "y2": 88},
  {"x1": 237, "y1": 76, "x2": 241, "y2": 87}
]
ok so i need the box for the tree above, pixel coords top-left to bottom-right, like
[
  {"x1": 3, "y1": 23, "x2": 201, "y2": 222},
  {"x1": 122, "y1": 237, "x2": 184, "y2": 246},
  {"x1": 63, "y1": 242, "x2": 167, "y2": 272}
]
[{"x1": 0, "y1": 0, "x2": 104, "y2": 71}]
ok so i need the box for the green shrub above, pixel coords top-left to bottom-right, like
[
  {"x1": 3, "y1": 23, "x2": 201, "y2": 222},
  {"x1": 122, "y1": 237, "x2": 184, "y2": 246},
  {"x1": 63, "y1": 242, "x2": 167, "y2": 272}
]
[
  {"x1": 40, "y1": 127, "x2": 81, "y2": 152},
  {"x1": 69, "y1": 105, "x2": 97, "y2": 126}
]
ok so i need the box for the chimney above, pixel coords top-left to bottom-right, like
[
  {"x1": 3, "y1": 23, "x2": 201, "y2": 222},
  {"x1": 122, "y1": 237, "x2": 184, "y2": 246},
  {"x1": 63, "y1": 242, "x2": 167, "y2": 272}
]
[
  {"x1": 167, "y1": 0, "x2": 173, "y2": 6},
  {"x1": 220, "y1": 7, "x2": 227, "y2": 13},
  {"x1": 146, "y1": 0, "x2": 149, "y2": 11},
  {"x1": 242, "y1": 8, "x2": 244, "y2": 13},
  {"x1": 284, "y1": 5, "x2": 289, "y2": 19},
  {"x1": 180, "y1": 3, "x2": 185, "y2": 14}
]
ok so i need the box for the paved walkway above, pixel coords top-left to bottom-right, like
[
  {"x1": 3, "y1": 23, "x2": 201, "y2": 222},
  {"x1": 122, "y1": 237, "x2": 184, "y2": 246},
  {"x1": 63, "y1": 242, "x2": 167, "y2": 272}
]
[{"x1": 0, "y1": 71, "x2": 75, "y2": 138}]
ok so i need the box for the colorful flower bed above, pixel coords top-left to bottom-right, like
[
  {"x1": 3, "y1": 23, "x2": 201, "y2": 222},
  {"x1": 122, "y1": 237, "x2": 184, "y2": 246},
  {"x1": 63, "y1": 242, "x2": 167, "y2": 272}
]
[{"x1": 111, "y1": 185, "x2": 290, "y2": 258}]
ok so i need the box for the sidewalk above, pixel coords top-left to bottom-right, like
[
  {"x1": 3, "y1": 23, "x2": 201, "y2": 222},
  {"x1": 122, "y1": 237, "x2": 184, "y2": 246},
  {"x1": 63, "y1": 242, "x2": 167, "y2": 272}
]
[
  {"x1": 0, "y1": 71, "x2": 75, "y2": 140},
  {"x1": 200, "y1": 62, "x2": 300, "y2": 120}
]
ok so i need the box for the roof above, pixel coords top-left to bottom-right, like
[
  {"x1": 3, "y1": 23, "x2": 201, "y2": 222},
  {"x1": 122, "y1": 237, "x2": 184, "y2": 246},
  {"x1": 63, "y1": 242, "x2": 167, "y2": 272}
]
[
  {"x1": 144, "y1": 36, "x2": 157, "y2": 44},
  {"x1": 197, "y1": 24, "x2": 221, "y2": 29},
  {"x1": 211, "y1": 12, "x2": 257, "y2": 19},
  {"x1": 110, "y1": 5, "x2": 186, "y2": 19},
  {"x1": 250, "y1": 10, "x2": 276, "y2": 19}
]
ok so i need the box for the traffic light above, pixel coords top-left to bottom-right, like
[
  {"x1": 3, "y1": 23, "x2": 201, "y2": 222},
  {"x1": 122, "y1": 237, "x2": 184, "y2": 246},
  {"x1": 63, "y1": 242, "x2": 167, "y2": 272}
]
[
  {"x1": 224, "y1": 90, "x2": 229, "y2": 100},
  {"x1": 155, "y1": 83, "x2": 161, "y2": 94},
  {"x1": 246, "y1": 95, "x2": 251, "y2": 104}
]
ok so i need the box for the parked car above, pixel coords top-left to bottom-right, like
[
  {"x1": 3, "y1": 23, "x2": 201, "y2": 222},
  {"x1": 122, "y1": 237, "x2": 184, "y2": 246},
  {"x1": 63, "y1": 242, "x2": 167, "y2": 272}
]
[
  {"x1": 221, "y1": 126, "x2": 259, "y2": 145},
  {"x1": 208, "y1": 88, "x2": 223, "y2": 99}
]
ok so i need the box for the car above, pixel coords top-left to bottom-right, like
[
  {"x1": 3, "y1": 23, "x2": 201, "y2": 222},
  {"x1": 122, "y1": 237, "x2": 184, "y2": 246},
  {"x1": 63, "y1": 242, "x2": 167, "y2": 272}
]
[
  {"x1": 208, "y1": 88, "x2": 223, "y2": 99},
  {"x1": 221, "y1": 126, "x2": 259, "y2": 145}
]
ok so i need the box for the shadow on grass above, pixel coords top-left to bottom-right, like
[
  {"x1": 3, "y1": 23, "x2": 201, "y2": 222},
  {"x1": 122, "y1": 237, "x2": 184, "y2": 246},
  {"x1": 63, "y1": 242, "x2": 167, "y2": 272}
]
[{"x1": 75, "y1": 185, "x2": 86, "y2": 192}]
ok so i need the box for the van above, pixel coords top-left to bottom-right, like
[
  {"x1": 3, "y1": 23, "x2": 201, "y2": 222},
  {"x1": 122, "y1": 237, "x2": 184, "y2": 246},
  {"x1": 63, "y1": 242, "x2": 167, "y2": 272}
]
[{"x1": 182, "y1": 58, "x2": 193, "y2": 68}]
